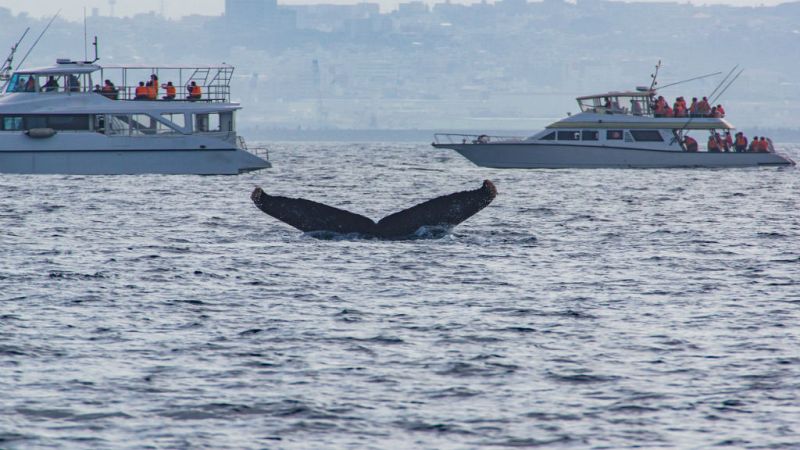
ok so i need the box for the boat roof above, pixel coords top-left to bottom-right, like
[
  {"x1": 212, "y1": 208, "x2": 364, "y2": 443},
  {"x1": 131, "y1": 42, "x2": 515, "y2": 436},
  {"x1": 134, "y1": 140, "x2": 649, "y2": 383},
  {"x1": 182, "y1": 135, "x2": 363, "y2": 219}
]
[
  {"x1": 576, "y1": 90, "x2": 655, "y2": 101},
  {"x1": 547, "y1": 111, "x2": 734, "y2": 130},
  {"x1": 16, "y1": 63, "x2": 100, "y2": 76},
  {"x1": 15, "y1": 61, "x2": 234, "y2": 76}
]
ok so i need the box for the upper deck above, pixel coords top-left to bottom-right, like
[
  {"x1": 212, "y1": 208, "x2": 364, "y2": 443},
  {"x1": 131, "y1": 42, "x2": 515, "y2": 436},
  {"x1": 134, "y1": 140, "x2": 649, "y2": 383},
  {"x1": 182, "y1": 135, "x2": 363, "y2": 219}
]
[{"x1": 2, "y1": 60, "x2": 235, "y2": 104}]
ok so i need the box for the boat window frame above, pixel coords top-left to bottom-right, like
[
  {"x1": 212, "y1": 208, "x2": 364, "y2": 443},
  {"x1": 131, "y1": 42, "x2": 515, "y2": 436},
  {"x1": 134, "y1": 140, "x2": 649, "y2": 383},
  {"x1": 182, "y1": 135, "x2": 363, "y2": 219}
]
[
  {"x1": 557, "y1": 130, "x2": 580, "y2": 141},
  {"x1": 582, "y1": 130, "x2": 599, "y2": 141},
  {"x1": 629, "y1": 130, "x2": 664, "y2": 142}
]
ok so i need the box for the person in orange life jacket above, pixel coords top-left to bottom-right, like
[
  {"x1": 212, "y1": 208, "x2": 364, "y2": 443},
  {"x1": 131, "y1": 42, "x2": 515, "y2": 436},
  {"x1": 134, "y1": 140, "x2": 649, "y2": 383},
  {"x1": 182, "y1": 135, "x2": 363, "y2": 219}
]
[
  {"x1": 697, "y1": 97, "x2": 711, "y2": 116},
  {"x1": 148, "y1": 74, "x2": 159, "y2": 99},
  {"x1": 707, "y1": 134, "x2": 721, "y2": 152},
  {"x1": 134, "y1": 81, "x2": 149, "y2": 100},
  {"x1": 162, "y1": 81, "x2": 176, "y2": 100},
  {"x1": 674, "y1": 100, "x2": 687, "y2": 117},
  {"x1": 187, "y1": 81, "x2": 202, "y2": 100},
  {"x1": 710, "y1": 106, "x2": 723, "y2": 118},
  {"x1": 688, "y1": 97, "x2": 699, "y2": 117},
  {"x1": 722, "y1": 131, "x2": 733, "y2": 152},
  {"x1": 716, "y1": 104, "x2": 725, "y2": 117},
  {"x1": 734, "y1": 132, "x2": 747, "y2": 152},
  {"x1": 748, "y1": 136, "x2": 759, "y2": 152},
  {"x1": 758, "y1": 136, "x2": 769, "y2": 152},
  {"x1": 664, "y1": 104, "x2": 673, "y2": 117},
  {"x1": 683, "y1": 135, "x2": 698, "y2": 152}
]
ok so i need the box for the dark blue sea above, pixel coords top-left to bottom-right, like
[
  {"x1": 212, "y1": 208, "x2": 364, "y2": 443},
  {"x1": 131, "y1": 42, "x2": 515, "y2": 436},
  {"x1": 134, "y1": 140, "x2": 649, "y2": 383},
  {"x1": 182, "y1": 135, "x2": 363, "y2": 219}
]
[{"x1": 2, "y1": 143, "x2": 799, "y2": 449}]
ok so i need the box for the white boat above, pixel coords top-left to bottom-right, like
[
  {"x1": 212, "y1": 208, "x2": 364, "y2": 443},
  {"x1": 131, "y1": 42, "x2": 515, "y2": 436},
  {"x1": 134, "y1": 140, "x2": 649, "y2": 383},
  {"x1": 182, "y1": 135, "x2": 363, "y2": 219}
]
[
  {"x1": 433, "y1": 88, "x2": 794, "y2": 169},
  {"x1": 0, "y1": 59, "x2": 270, "y2": 175}
]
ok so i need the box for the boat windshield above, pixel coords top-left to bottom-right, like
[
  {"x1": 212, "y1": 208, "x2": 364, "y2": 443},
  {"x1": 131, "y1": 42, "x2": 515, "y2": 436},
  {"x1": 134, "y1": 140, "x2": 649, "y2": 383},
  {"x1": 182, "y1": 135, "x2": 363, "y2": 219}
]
[
  {"x1": 5, "y1": 72, "x2": 93, "y2": 94},
  {"x1": 577, "y1": 93, "x2": 654, "y2": 116}
]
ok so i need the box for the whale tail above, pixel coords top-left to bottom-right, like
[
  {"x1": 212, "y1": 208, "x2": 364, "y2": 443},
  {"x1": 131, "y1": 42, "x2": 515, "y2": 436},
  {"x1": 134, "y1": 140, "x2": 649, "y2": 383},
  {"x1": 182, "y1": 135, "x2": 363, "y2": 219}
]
[{"x1": 251, "y1": 180, "x2": 497, "y2": 239}]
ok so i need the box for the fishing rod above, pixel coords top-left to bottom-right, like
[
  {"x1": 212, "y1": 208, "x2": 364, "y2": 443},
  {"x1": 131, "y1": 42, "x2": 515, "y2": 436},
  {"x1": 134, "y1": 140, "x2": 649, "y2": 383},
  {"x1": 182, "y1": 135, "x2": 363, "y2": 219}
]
[
  {"x1": 1, "y1": 27, "x2": 30, "y2": 81},
  {"x1": 15, "y1": 11, "x2": 61, "y2": 73},
  {"x1": 710, "y1": 68, "x2": 744, "y2": 105},
  {"x1": 706, "y1": 65, "x2": 738, "y2": 102},
  {"x1": 657, "y1": 71, "x2": 722, "y2": 91},
  {"x1": 671, "y1": 65, "x2": 740, "y2": 146}
]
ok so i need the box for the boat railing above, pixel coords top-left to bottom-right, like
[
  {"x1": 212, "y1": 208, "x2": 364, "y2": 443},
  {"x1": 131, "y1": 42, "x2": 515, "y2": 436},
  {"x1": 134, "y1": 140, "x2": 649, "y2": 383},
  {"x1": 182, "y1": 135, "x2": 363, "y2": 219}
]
[
  {"x1": 434, "y1": 133, "x2": 526, "y2": 145},
  {"x1": 238, "y1": 136, "x2": 270, "y2": 161},
  {"x1": 99, "y1": 65, "x2": 234, "y2": 103}
]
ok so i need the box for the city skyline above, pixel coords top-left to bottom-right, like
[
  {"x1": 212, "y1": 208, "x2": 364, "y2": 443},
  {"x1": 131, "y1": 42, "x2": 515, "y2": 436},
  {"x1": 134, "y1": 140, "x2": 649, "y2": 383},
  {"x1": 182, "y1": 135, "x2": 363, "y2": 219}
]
[{"x1": 0, "y1": 0, "x2": 791, "y2": 21}]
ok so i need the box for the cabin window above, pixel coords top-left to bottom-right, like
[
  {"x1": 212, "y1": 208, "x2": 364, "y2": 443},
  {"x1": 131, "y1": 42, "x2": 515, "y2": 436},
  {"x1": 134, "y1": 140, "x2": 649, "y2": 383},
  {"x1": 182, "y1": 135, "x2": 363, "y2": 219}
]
[
  {"x1": 161, "y1": 113, "x2": 186, "y2": 131},
  {"x1": 24, "y1": 116, "x2": 48, "y2": 129},
  {"x1": 44, "y1": 115, "x2": 90, "y2": 131},
  {"x1": 1, "y1": 116, "x2": 24, "y2": 130},
  {"x1": 582, "y1": 131, "x2": 599, "y2": 141},
  {"x1": 130, "y1": 114, "x2": 157, "y2": 135},
  {"x1": 630, "y1": 130, "x2": 663, "y2": 142},
  {"x1": 5, "y1": 74, "x2": 37, "y2": 93},
  {"x1": 607, "y1": 130, "x2": 623, "y2": 140},
  {"x1": 539, "y1": 132, "x2": 555, "y2": 141},
  {"x1": 194, "y1": 113, "x2": 221, "y2": 133},
  {"x1": 106, "y1": 115, "x2": 131, "y2": 135},
  {"x1": 557, "y1": 131, "x2": 580, "y2": 141}
]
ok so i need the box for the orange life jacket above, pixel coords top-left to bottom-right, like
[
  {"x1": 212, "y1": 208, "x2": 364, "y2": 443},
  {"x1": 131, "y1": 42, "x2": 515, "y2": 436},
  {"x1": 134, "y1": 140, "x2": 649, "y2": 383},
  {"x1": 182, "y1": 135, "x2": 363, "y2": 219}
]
[
  {"x1": 708, "y1": 138, "x2": 720, "y2": 151},
  {"x1": 758, "y1": 139, "x2": 769, "y2": 152},
  {"x1": 165, "y1": 85, "x2": 176, "y2": 97},
  {"x1": 135, "y1": 85, "x2": 148, "y2": 97},
  {"x1": 189, "y1": 85, "x2": 202, "y2": 98},
  {"x1": 735, "y1": 136, "x2": 746, "y2": 147}
]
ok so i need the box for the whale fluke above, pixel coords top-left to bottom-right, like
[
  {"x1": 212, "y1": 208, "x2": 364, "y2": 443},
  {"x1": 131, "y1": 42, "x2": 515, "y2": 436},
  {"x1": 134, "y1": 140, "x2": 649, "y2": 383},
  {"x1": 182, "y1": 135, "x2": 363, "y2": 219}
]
[{"x1": 251, "y1": 180, "x2": 496, "y2": 239}]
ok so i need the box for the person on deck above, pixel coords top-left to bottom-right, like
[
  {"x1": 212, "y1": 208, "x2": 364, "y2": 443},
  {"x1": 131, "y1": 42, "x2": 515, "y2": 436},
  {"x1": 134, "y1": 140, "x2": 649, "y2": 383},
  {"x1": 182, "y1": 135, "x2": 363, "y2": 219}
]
[
  {"x1": 716, "y1": 104, "x2": 725, "y2": 117},
  {"x1": 707, "y1": 134, "x2": 721, "y2": 152},
  {"x1": 101, "y1": 79, "x2": 118, "y2": 99},
  {"x1": 748, "y1": 136, "x2": 759, "y2": 152},
  {"x1": 149, "y1": 74, "x2": 159, "y2": 100},
  {"x1": 697, "y1": 97, "x2": 711, "y2": 116},
  {"x1": 684, "y1": 135, "x2": 698, "y2": 152},
  {"x1": 723, "y1": 131, "x2": 733, "y2": 152},
  {"x1": 758, "y1": 136, "x2": 770, "y2": 152},
  {"x1": 688, "y1": 97, "x2": 699, "y2": 117},
  {"x1": 134, "y1": 81, "x2": 149, "y2": 100},
  {"x1": 734, "y1": 132, "x2": 747, "y2": 152},
  {"x1": 41, "y1": 76, "x2": 59, "y2": 92},
  {"x1": 162, "y1": 81, "x2": 176, "y2": 100},
  {"x1": 187, "y1": 81, "x2": 202, "y2": 100},
  {"x1": 674, "y1": 99, "x2": 687, "y2": 117}
]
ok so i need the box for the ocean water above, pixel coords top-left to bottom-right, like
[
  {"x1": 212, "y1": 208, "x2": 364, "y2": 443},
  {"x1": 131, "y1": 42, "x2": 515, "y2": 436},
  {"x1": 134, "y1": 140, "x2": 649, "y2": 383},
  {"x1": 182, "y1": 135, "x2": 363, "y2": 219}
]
[{"x1": 1, "y1": 143, "x2": 799, "y2": 449}]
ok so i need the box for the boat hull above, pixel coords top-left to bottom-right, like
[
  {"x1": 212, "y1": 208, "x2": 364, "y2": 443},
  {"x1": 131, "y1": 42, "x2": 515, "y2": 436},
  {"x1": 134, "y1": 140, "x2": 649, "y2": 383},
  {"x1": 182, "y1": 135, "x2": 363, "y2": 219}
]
[
  {"x1": 0, "y1": 148, "x2": 270, "y2": 175},
  {"x1": 0, "y1": 132, "x2": 270, "y2": 174},
  {"x1": 435, "y1": 143, "x2": 794, "y2": 168}
]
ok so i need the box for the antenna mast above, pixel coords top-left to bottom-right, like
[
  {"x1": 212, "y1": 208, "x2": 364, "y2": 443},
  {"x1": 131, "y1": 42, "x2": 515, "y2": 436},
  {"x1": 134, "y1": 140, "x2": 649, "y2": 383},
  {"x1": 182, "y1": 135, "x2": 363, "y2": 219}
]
[{"x1": 15, "y1": 11, "x2": 61, "y2": 73}]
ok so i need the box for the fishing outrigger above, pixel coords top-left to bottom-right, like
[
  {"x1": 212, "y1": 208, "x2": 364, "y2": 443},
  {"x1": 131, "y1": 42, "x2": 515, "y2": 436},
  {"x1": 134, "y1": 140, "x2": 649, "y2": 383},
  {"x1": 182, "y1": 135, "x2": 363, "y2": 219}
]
[{"x1": 433, "y1": 62, "x2": 794, "y2": 168}]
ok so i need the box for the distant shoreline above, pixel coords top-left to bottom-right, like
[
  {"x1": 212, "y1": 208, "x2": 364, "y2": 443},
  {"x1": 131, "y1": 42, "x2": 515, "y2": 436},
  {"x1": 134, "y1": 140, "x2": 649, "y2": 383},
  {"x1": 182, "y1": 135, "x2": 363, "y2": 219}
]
[{"x1": 241, "y1": 127, "x2": 800, "y2": 143}]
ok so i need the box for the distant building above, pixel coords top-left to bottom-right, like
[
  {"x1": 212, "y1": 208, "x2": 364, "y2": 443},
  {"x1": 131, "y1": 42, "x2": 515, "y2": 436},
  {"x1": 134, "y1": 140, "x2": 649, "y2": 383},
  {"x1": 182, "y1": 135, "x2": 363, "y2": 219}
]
[{"x1": 225, "y1": 0, "x2": 277, "y2": 25}]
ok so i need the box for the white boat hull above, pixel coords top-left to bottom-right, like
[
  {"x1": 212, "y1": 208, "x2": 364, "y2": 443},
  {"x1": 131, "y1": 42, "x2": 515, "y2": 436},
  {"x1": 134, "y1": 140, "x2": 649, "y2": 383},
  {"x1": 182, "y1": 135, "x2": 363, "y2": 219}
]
[
  {"x1": 0, "y1": 132, "x2": 270, "y2": 175},
  {"x1": 435, "y1": 143, "x2": 794, "y2": 168}
]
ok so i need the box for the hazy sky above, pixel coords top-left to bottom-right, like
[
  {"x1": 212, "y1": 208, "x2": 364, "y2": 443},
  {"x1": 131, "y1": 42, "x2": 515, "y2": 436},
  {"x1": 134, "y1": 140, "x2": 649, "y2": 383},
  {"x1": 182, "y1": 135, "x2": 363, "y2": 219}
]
[{"x1": 0, "y1": 0, "x2": 785, "y2": 20}]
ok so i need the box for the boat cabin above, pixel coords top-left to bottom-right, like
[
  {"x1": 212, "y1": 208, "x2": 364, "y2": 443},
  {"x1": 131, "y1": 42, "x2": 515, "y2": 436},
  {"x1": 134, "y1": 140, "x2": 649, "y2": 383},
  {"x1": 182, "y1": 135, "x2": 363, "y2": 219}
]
[{"x1": 576, "y1": 90, "x2": 656, "y2": 116}]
